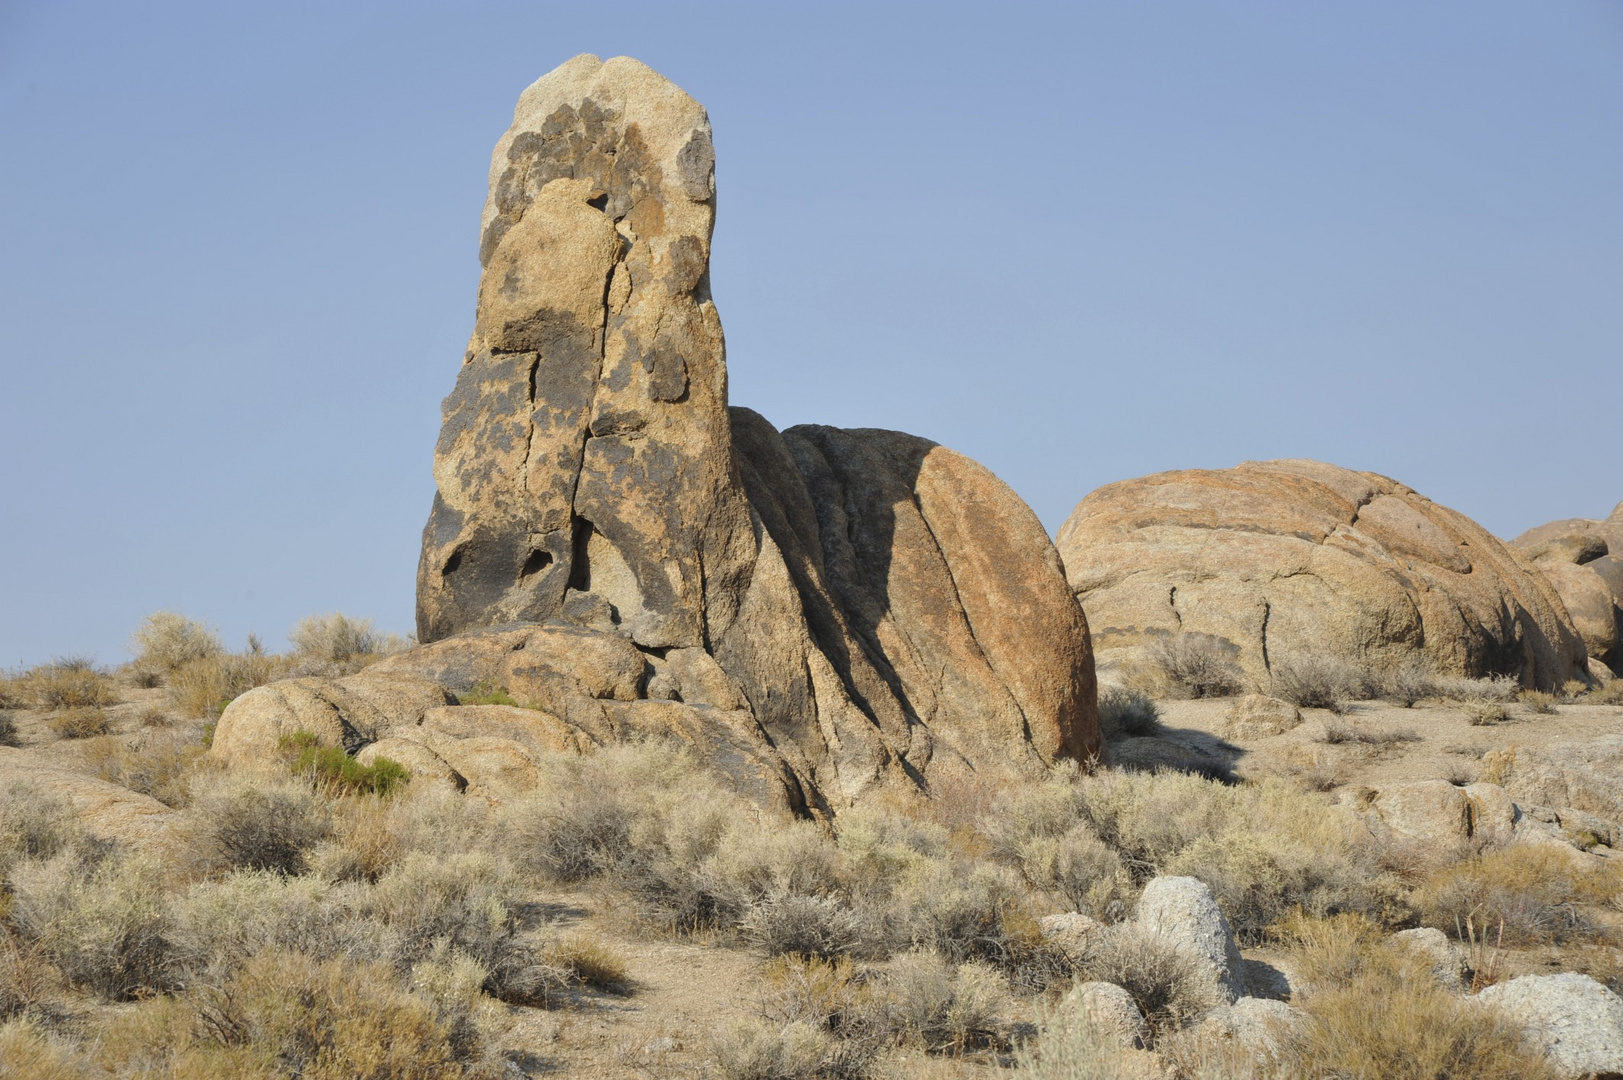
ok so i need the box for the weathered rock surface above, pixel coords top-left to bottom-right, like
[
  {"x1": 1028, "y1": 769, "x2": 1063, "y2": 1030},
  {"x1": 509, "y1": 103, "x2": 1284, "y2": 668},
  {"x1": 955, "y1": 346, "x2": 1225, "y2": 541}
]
[
  {"x1": 1356, "y1": 779, "x2": 1523, "y2": 853},
  {"x1": 1057, "y1": 460, "x2": 1589, "y2": 691},
  {"x1": 1392, "y1": 927, "x2": 1467, "y2": 991},
  {"x1": 1477, "y1": 972, "x2": 1623, "y2": 1078},
  {"x1": 210, "y1": 674, "x2": 452, "y2": 769},
  {"x1": 1040, "y1": 911, "x2": 1104, "y2": 962},
  {"x1": 1511, "y1": 503, "x2": 1623, "y2": 675},
  {"x1": 1134, "y1": 876, "x2": 1246, "y2": 1002},
  {"x1": 1064, "y1": 981, "x2": 1149, "y2": 1048},
  {"x1": 1222, "y1": 694, "x2": 1301, "y2": 739},
  {"x1": 212, "y1": 54, "x2": 1101, "y2": 816},
  {"x1": 1194, "y1": 997, "x2": 1304, "y2": 1055},
  {"x1": 0, "y1": 748, "x2": 176, "y2": 852}
]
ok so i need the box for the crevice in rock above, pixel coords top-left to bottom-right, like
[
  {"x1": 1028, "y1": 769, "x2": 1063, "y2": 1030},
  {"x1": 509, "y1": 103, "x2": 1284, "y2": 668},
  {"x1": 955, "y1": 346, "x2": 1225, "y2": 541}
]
[
  {"x1": 568, "y1": 516, "x2": 593, "y2": 591},
  {"x1": 1260, "y1": 600, "x2": 1272, "y2": 675}
]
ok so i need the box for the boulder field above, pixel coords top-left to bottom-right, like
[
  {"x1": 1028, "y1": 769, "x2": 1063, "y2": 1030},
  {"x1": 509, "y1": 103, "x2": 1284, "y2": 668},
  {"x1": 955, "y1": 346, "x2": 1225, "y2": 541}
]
[
  {"x1": 1509, "y1": 501, "x2": 1623, "y2": 679},
  {"x1": 1056, "y1": 459, "x2": 1589, "y2": 692},
  {"x1": 211, "y1": 55, "x2": 1100, "y2": 815}
]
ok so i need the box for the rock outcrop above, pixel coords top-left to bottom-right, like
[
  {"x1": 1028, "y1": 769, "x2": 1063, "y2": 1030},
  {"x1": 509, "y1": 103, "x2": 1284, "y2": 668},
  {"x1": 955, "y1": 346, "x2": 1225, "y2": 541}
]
[
  {"x1": 212, "y1": 55, "x2": 1100, "y2": 815},
  {"x1": 1510, "y1": 502, "x2": 1623, "y2": 677},
  {"x1": 1056, "y1": 460, "x2": 1588, "y2": 692},
  {"x1": 1477, "y1": 973, "x2": 1623, "y2": 1078},
  {"x1": 1134, "y1": 876, "x2": 1246, "y2": 1003}
]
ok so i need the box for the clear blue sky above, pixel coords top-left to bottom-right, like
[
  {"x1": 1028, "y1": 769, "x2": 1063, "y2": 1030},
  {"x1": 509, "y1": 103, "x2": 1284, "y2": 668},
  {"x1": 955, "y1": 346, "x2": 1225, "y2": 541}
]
[{"x1": 3, "y1": 1, "x2": 1620, "y2": 666}]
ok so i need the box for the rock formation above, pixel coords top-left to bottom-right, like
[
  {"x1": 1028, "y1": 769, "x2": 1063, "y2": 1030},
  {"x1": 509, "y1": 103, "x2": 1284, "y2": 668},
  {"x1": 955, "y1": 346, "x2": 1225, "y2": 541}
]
[
  {"x1": 211, "y1": 55, "x2": 1099, "y2": 814},
  {"x1": 1056, "y1": 460, "x2": 1588, "y2": 692},
  {"x1": 1509, "y1": 502, "x2": 1623, "y2": 678}
]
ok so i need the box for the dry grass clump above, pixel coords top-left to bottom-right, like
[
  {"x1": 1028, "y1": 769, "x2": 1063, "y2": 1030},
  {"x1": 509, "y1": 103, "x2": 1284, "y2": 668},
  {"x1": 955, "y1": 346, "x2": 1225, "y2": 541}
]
[
  {"x1": 1462, "y1": 699, "x2": 1511, "y2": 726},
  {"x1": 1071, "y1": 770, "x2": 1400, "y2": 943},
  {"x1": 0, "y1": 1019, "x2": 94, "y2": 1080},
  {"x1": 1081, "y1": 921, "x2": 1223, "y2": 1035},
  {"x1": 290, "y1": 612, "x2": 409, "y2": 672},
  {"x1": 1097, "y1": 688, "x2": 1160, "y2": 739},
  {"x1": 4, "y1": 657, "x2": 118, "y2": 712},
  {"x1": 169, "y1": 650, "x2": 285, "y2": 719},
  {"x1": 1012, "y1": 991, "x2": 1166, "y2": 1080},
  {"x1": 1272, "y1": 912, "x2": 1560, "y2": 1080},
  {"x1": 1269, "y1": 654, "x2": 1367, "y2": 710},
  {"x1": 129, "y1": 611, "x2": 223, "y2": 676},
  {"x1": 1518, "y1": 689, "x2": 1559, "y2": 714},
  {"x1": 1584, "y1": 679, "x2": 1623, "y2": 705},
  {"x1": 1315, "y1": 716, "x2": 1421, "y2": 747},
  {"x1": 47, "y1": 707, "x2": 111, "y2": 740},
  {"x1": 1414, "y1": 843, "x2": 1623, "y2": 946},
  {"x1": 80, "y1": 728, "x2": 206, "y2": 807},
  {"x1": 541, "y1": 931, "x2": 629, "y2": 992}
]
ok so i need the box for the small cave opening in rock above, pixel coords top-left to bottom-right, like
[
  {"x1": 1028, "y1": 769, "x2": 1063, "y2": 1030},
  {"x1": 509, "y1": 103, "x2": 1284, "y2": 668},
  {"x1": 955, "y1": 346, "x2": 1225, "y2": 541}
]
[
  {"x1": 586, "y1": 192, "x2": 609, "y2": 212},
  {"x1": 441, "y1": 547, "x2": 463, "y2": 577},
  {"x1": 568, "y1": 516, "x2": 593, "y2": 591},
  {"x1": 519, "y1": 549, "x2": 553, "y2": 579}
]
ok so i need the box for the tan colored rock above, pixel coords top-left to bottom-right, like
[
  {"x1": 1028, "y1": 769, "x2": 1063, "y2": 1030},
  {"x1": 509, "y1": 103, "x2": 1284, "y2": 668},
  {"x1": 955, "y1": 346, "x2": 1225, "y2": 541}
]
[
  {"x1": 1462, "y1": 782, "x2": 1520, "y2": 848},
  {"x1": 209, "y1": 674, "x2": 451, "y2": 770},
  {"x1": 1222, "y1": 694, "x2": 1301, "y2": 739},
  {"x1": 417, "y1": 54, "x2": 754, "y2": 652},
  {"x1": 1064, "y1": 981, "x2": 1149, "y2": 1049},
  {"x1": 379, "y1": 55, "x2": 1102, "y2": 817},
  {"x1": 1368, "y1": 780, "x2": 1474, "y2": 847},
  {"x1": 1391, "y1": 927, "x2": 1466, "y2": 991},
  {"x1": 354, "y1": 738, "x2": 465, "y2": 796},
  {"x1": 0, "y1": 748, "x2": 176, "y2": 852},
  {"x1": 1057, "y1": 460, "x2": 1588, "y2": 691},
  {"x1": 1040, "y1": 911, "x2": 1104, "y2": 961},
  {"x1": 1510, "y1": 507, "x2": 1623, "y2": 672}
]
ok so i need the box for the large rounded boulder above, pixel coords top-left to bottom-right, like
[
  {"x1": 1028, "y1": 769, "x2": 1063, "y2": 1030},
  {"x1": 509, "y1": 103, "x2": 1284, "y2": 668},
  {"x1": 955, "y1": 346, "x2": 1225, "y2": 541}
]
[
  {"x1": 1509, "y1": 501, "x2": 1623, "y2": 677},
  {"x1": 1055, "y1": 459, "x2": 1587, "y2": 691}
]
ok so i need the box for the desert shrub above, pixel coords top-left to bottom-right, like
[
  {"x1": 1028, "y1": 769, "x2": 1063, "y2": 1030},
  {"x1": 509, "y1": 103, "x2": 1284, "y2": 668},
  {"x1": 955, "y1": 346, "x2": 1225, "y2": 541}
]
[
  {"x1": 1148, "y1": 634, "x2": 1244, "y2": 699},
  {"x1": 0, "y1": 929, "x2": 59, "y2": 1021},
  {"x1": 1370, "y1": 657, "x2": 1441, "y2": 708},
  {"x1": 148, "y1": 948, "x2": 468, "y2": 1080},
  {"x1": 1073, "y1": 771, "x2": 1399, "y2": 941},
  {"x1": 1012, "y1": 994, "x2": 1167, "y2": 1079},
  {"x1": 457, "y1": 682, "x2": 524, "y2": 707},
  {"x1": 80, "y1": 728, "x2": 205, "y2": 807},
  {"x1": 1518, "y1": 689, "x2": 1559, "y2": 714},
  {"x1": 0, "y1": 673, "x2": 24, "y2": 711},
  {"x1": 1013, "y1": 826, "x2": 1127, "y2": 917},
  {"x1": 284, "y1": 739, "x2": 409, "y2": 797},
  {"x1": 1462, "y1": 699, "x2": 1510, "y2": 726},
  {"x1": 1082, "y1": 921, "x2": 1223, "y2": 1035},
  {"x1": 368, "y1": 851, "x2": 525, "y2": 974},
  {"x1": 1415, "y1": 843, "x2": 1622, "y2": 945},
  {"x1": 290, "y1": 613, "x2": 408, "y2": 670},
  {"x1": 1097, "y1": 688, "x2": 1161, "y2": 739},
  {"x1": 1436, "y1": 673, "x2": 1520, "y2": 703},
  {"x1": 1586, "y1": 679, "x2": 1623, "y2": 705},
  {"x1": 1315, "y1": 717, "x2": 1421, "y2": 746},
  {"x1": 23, "y1": 657, "x2": 117, "y2": 710},
  {"x1": 541, "y1": 931, "x2": 629, "y2": 991},
  {"x1": 880, "y1": 857, "x2": 1020, "y2": 964},
  {"x1": 711, "y1": 1017, "x2": 846, "y2": 1080},
  {"x1": 168, "y1": 870, "x2": 389, "y2": 981},
  {"x1": 130, "y1": 611, "x2": 223, "y2": 673},
  {"x1": 1275, "y1": 913, "x2": 1559, "y2": 1080},
  {"x1": 408, "y1": 941, "x2": 498, "y2": 1065},
  {"x1": 194, "y1": 783, "x2": 329, "y2": 874},
  {"x1": 307, "y1": 795, "x2": 407, "y2": 882},
  {"x1": 742, "y1": 893, "x2": 868, "y2": 960},
  {"x1": 169, "y1": 650, "x2": 283, "y2": 719},
  {"x1": 1269, "y1": 654, "x2": 1368, "y2": 710},
  {"x1": 0, "y1": 1019, "x2": 95, "y2": 1080},
  {"x1": 0, "y1": 715, "x2": 17, "y2": 748},
  {"x1": 0, "y1": 782, "x2": 83, "y2": 872},
  {"x1": 48, "y1": 707, "x2": 110, "y2": 740},
  {"x1": 7, "y1": 853, "x2": 177, "y2": 1000},
  {"x1": 859, "y1": 950, "x2": 1007, "y2": 1053}
]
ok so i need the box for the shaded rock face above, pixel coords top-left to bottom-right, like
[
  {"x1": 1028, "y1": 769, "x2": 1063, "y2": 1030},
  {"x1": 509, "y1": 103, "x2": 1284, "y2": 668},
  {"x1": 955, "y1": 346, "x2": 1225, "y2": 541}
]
[
  {"x1": 1509, "y1": 502, "x2": 1623, "y2": 676},
  {"x1": 1056, "y1": 460, "x2": 1588, "y2": 691},
  {"x1": 213, "y1": 55, "x2": 1101, "y2": 816}
]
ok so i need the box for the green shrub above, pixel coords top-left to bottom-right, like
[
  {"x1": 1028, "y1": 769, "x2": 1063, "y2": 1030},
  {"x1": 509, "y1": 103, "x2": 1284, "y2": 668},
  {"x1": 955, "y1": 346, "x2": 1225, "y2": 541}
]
[{"x1": 285, "y1": 740, "x2": 409, "y2": 797}]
